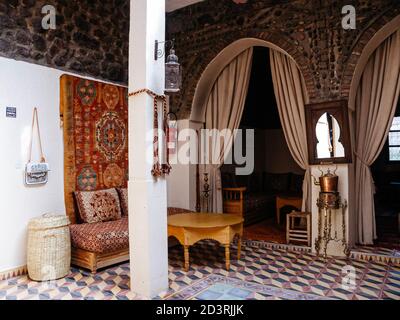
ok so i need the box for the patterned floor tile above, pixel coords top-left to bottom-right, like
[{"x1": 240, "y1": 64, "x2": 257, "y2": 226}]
[{"x1": 0, "y1": 240, "x2": 399, "y2": 300}]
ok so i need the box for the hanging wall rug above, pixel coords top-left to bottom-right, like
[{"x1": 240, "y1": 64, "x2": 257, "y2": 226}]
[{"x1": 61, "y1": 75, "x2": 129, "y2": 222}]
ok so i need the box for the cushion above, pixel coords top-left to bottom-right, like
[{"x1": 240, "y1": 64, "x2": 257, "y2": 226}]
[
  {"x1": 263, "y1": 172, "x2": 290, "y2": 192},
  {"x1": 244, "y1": 193, "x2": 275, "y2": 212},
  {"x1": 221, "y1": 172, "x2": 237, "y2": 188},
  {"x1": 70, "y1": 216, "x2": 129, "y2": 253},
  {"x1": 117, "y1": 188, "x2": 129, "y2": 216},
  {"x1": 248, "y1": 173, "x2": 261, "y2": 193},
  {"x1": 75, "y1": 188, "x2": 122, "y2": 224},
  {"x1": 235, "y1": 174, "x2": 250, "y2": 189}
]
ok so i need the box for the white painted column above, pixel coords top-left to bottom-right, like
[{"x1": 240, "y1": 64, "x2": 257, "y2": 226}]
[{"x1": 128, "y1": 0, "x2": 168, "y2": 298}]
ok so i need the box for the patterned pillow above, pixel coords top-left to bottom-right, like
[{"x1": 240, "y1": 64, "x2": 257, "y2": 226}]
[
  {"x1": 75, "y1": 188, "x2": 122, "y2": 224},
  {"x1": 117, "y1": 188, "x2": 129, "y2": 216}
]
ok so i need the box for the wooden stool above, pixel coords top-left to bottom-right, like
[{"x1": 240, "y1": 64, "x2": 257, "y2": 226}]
[{"x1": 286, "y1": 211, "x2": 311, "y2": 246}]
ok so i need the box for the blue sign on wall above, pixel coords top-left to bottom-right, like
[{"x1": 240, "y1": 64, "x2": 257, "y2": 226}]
[{"x1": 6, "y1": 107, "x2": 17, "y2": 118}]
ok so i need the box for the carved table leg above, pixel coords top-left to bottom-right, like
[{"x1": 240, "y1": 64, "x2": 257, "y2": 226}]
[
  {"x1": 184, "y1": 245, "x2": 190, "y2": 272},
  {"x1": 225, "y1": 244, "x2": 230, "y2": 271}
]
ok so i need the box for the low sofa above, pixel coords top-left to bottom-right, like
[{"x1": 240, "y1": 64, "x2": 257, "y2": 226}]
[
  {"x1": 69, "y1": 187, "x2": 188, "y2": 273},
  {"x1": 70, "y1": 216, "x2": 130, "y2": 273},
  {"x1": 69, "y1": 187, "x2": 129, "y2": 273},
  {"x1": 221, "y1": 171, "x2": 304, "y2": 226}
]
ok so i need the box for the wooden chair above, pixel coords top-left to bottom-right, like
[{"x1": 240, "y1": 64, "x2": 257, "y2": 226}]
[{"x1": 222, "y1": 187, "x2": 246, "y2": 216}]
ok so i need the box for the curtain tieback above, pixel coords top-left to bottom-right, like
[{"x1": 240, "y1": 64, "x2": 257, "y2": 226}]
[
  {"x1": 354, "y1": 151, "x2": 369, "y2": 167},
  {"x1": 354, "y1": 151, "x2": 375, "y2": 189}
]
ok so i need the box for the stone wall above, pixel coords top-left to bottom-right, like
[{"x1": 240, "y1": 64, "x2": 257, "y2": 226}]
[
  {"x1": 0, "y1": 0, "x2": 129, "y2": 84},
  {"x1": 1, "y1": 1, "x2": 398, "y2": 103},
  {"x1": 166, "y1": 0, "x2": 400, "y2": 118}
]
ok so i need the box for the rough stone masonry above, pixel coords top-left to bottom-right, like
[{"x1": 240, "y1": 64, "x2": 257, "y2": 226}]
[
  {"x1": 0, "y1": 0, "x2": 129, "y2": 84},
  {"x1": 166, "y1": 0, "x2": 400, "y2": 118},
  {"x1": 0, "y1": 0, "x2": 399, "y2": 114}
]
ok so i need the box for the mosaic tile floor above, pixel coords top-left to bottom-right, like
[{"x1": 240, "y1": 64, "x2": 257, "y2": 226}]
[
  {"x1": 350, "y1": 245, "x2": 400, "y2": 266},
  {"x1": 164, "y1": 274, "x2": 329, "y2": 300},
  {"x1": 0, "y1": 241, "x2": 399, "y2": 300}
]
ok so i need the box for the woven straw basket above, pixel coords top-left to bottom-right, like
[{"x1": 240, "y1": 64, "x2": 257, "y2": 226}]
[{"x1": 27, "y1": 213, "x2": 71, "y2": 281}]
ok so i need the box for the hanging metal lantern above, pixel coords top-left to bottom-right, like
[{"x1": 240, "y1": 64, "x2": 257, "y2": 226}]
[{"x1": 165, "y1": 48, "x2": 182, "y2": 93}]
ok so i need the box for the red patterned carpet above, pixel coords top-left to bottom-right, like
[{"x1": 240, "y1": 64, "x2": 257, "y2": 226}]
[{"x1": 243, "y1": 218, "x2": 286, "y2": 244}]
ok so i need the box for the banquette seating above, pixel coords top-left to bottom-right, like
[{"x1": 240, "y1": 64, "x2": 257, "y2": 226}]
[
  {"x1": 222, "y1": 171, "x2": 304, "y2": 225},
  {"x1": 68, "y1": 187, "x2": 190, "y2": 273}
]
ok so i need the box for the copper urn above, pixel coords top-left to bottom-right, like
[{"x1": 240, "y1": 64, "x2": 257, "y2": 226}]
[{"x1": 313, "y1": 167, "x2": 338, "y2": 193}]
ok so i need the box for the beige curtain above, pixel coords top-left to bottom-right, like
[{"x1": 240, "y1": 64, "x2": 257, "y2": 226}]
[
  {"x1": 203, "y1": 48, "x2": 253, "y2": 212},
  {"x1": 269, "y1": 49, "x2": 311, "y2": 212},
  {"x1": 354, "y1": 30, "x2": 400, "y2": 245}
]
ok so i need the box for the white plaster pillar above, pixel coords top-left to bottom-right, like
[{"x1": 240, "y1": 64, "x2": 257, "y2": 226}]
[{"x1": 128, "y1": 0, "x2": 168, "y2": 298}]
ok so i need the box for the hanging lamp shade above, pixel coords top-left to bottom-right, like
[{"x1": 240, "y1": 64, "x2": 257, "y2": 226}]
[{"x1": 165, "y1": 49, "x2": 182, "y2": 93}]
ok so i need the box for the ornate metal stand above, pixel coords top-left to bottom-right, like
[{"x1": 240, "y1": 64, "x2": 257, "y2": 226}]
[
  {"x1": 315, "y1": 192, "x2": 350, "y2": 259},
  {"x1": 202, "y1": 173, "x2": 211, "y2": 212}
]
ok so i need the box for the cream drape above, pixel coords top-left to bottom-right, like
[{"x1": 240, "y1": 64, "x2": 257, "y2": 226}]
[
  {"x1": 203, "y1": 48, "x2": 253, "y2": 212},
  {"x1": 269, "y1": 49, "x2": 311, "y2": 212},
  {"x1": 354, "y1": 30, "x2": 400, "y2": 245}
]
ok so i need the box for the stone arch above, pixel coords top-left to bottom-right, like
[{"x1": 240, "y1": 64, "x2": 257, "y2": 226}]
[
  {"x1": 173, "y1": 30, "x2": 315, "y2": 119},
  {"x1": 346, "y1": 14, "x2": 400, "y2": 111},
  {"x1": 190, "y1": 37, "x2": 306, "y2": 122},
  {"x1": 168, "y1": 2, "x2": 400, "y2": 119}
]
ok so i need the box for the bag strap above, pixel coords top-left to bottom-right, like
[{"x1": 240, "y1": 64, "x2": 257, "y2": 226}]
[{"x1": 28, "y1": 107, "x2": 46, "y2": 163}]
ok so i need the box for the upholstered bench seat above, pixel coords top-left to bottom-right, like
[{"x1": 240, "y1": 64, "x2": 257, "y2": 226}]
[
  {"x1": 70, "y1": 216, "x2": 129, "y2": 254},
  {"x1": 244, "y1": 193, "x2": 275, "y2": 212}
]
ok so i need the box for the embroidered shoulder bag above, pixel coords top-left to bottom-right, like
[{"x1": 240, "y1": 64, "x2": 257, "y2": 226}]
[{"x1": 25, "y1": 107, "x2": 50, "y2": 185}]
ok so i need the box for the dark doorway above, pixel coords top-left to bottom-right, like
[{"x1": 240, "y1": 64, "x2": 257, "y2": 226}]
[
  {"x1": 221, "y1": 47, "x2": 304, "y2": 244},
  {"x1": 371, "y1": 99, "x2": 400, "y2": 250}
]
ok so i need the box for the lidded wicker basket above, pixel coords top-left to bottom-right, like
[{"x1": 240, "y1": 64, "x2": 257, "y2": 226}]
[{"x1": 27, "y1": 213, "x2": 71, "y2": 281}]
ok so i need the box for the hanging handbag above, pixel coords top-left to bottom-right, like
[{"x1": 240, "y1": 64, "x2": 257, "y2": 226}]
[{"x1": 25, "y1": 107, "x2": 50, "y2": 185}]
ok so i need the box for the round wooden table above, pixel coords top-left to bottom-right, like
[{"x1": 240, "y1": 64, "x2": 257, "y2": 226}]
[{"x1": 168, "y1": 213, "x2": 244, "y2": 271}]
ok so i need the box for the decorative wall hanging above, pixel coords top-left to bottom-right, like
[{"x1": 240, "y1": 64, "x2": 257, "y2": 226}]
[
  {"x1": 128, "y1": 88, "x2": 172, "y2": 178},
  {"x1": 25, "y1": 107, "x2": 50, "y2": 186},
  {"x1": 60, "y1": 75, "x2": 128, "y2": 223}
]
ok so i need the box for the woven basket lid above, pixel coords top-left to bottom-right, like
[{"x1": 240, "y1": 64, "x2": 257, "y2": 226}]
[{"x1": 28, "y1": 213, "x2": 70, "y2": 231}]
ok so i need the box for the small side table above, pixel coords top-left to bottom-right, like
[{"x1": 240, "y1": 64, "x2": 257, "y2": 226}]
[
  {"x1": 286, "y1": 211, "x2": 311, "y2": 247},
  {"x1": 276, "y1": 195, "x2": 302, "y2": 225},
  {"x1": 168, "y1": 213, "x2": 243, "y2": 271}
]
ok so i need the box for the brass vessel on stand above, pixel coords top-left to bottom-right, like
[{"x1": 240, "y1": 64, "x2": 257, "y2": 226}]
[
  {"x1": 313, "y1": 167, "x2": 350, "y2": 259},
  {"x1": 313, "y1": 167, "x2": 339, "y2": 193}
]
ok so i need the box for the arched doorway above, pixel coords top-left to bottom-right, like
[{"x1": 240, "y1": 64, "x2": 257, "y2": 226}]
[
  {"x1": 191, "y1": 38, "x2": 309, "y2": 245},
  {"x1": 348, "y1": 15, "x2": 400, "y2": 248},
  {"x1": 190, "y1": 38, "x2": 304, "y2": 123}
]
